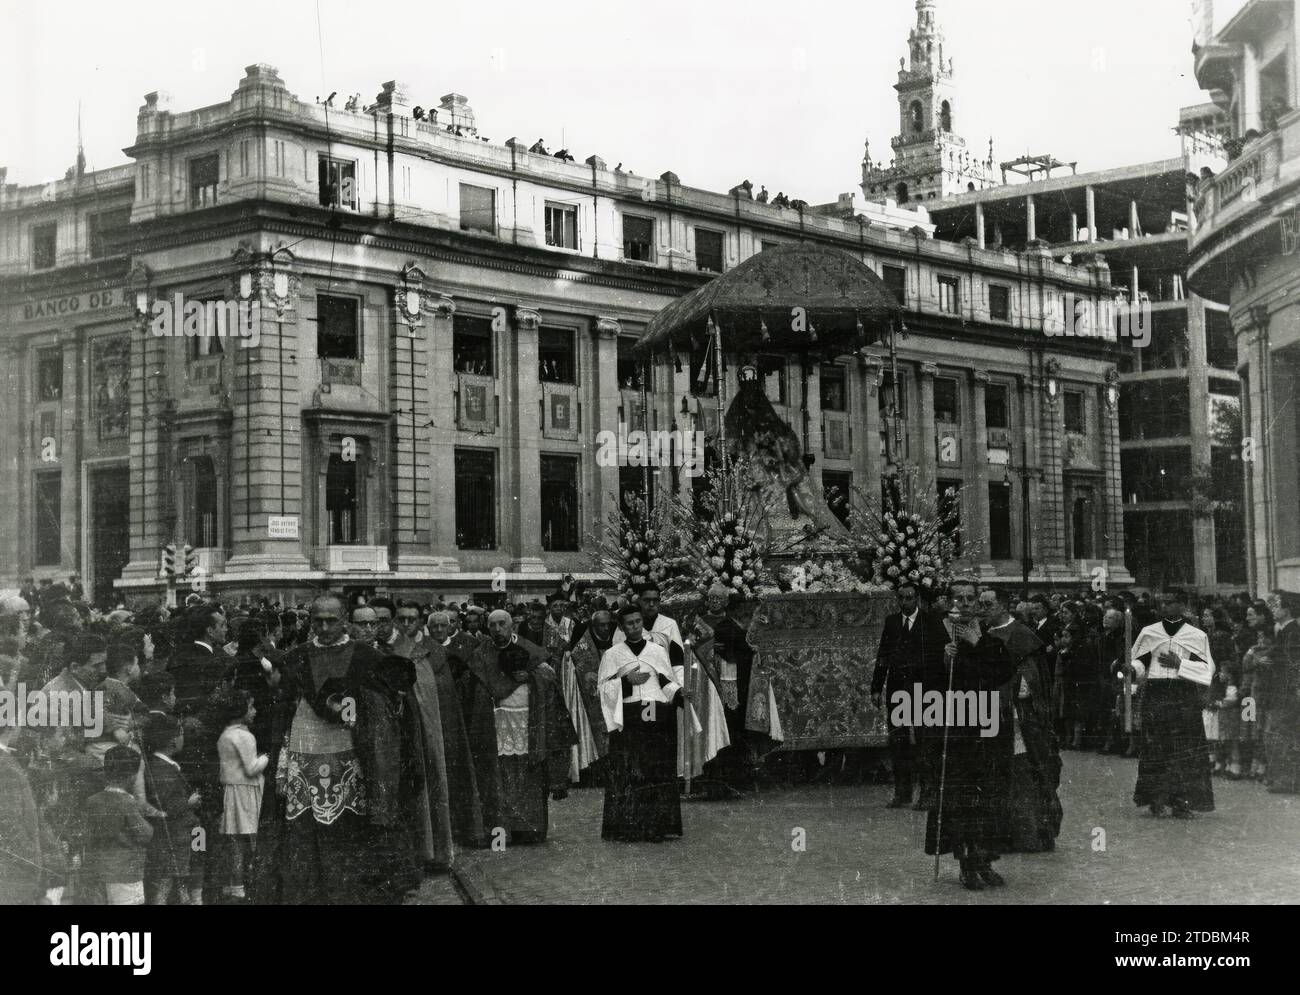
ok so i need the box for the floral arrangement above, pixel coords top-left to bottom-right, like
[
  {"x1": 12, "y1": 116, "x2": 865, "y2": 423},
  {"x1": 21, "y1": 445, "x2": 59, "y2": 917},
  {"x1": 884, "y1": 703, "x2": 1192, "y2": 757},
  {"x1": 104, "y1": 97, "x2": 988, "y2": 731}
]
[
  {"x1": 588, "y1": 494, "x2": 693, "y2": 601},
  {"x1": 666, "y1": 455, "x2": 774, "y2": 603},
  {"x1": 870, "y1": 507, "x2": 952, "y2": 593},
  {"x1": 830, "y1": 462, "x2": 974, "y2": 593},
  {"x1": 697, "y1": 510, "x2": 765, "y2": 600},
  {"x1": 776, "y1": 557, "x2": 885, "y2": 594}
]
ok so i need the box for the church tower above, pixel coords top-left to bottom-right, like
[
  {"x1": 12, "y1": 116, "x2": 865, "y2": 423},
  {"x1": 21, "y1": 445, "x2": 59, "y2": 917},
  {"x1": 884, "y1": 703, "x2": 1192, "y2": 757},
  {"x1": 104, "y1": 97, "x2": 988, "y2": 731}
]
[{"x1": 862, "y1": 0, "x2": 998, "y2": 206}]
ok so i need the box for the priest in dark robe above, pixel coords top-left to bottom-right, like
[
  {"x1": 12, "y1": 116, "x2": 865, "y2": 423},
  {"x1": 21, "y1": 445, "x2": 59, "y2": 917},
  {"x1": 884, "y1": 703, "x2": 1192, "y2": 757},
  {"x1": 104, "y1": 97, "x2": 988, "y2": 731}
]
[
  {"x1": 566, "y1": 608, "x2": 617, "y2": 767},
  {"x1": 464, "y1": 610, "x2": 575, "y2": 844},
  {"x1": 981, "y1": 588, "x2": 1062, "y2": 853},
  {"x1": 262, "y1": 593, "x2": 422, "y2": 904},
  {"x1": 406, "y1": 608, "x2": 486, "y2": 848},
  {"x1": 364, "y1": 598, "x2": 458, "y2": 864},
  {"x1": 925, "y1": 580, "x2": 1020, "y2": 891},
  {"x1": 1129, "y1": 592, "x2": 1215, "y2": 818},
  {"x1": 694, "y1": 582, "x2": 758, "y2": 797},
  {"x1": 599, "y1": 603, "x2": 690, "y2": 842}
]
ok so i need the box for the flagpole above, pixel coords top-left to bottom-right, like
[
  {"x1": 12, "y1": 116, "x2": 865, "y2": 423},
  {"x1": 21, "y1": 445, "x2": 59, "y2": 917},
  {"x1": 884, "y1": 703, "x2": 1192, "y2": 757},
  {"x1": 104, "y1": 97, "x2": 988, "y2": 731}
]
[
  {"x1": 1123, "y1": 607, "x2": 1134, "y2": 733},
  {"x1": 710, "y1": 314, "x2": 727, "y2": 511},
  {"x1": 683, "y1": 636, "x2": 695, "y2": 797}
]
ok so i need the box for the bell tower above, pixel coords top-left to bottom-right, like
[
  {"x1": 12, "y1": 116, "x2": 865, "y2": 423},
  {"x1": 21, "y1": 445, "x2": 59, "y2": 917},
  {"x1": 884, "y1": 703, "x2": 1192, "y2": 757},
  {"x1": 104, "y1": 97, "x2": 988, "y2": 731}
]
[{"x1": 862, "y1": 0, "x2": 998, "y2": 206}]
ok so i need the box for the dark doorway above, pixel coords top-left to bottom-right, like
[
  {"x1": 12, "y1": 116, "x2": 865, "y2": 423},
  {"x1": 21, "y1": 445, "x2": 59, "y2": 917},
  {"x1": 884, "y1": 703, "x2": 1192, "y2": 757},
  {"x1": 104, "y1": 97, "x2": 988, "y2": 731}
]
[{"x1": 91, "y1": 466, "x2": 130, "y2": 607}]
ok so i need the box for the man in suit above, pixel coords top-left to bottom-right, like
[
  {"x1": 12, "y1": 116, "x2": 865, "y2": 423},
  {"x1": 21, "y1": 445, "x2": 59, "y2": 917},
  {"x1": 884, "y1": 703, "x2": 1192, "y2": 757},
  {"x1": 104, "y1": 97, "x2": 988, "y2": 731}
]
[
  {"x1": 167, "y1": 604, "x2": 228, "y2": 718},
  {"x1": 1265, "y1": 590, "x2": 1300, "y2": 793},
  {"x1": 872, "y1": 582, "x2": 948, "y2": 809}
]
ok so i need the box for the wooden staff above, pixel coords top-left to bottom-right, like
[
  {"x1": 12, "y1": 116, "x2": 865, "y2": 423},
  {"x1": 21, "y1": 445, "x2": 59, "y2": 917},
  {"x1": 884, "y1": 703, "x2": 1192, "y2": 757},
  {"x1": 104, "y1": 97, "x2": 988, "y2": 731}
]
[
  {"x1": 934, "y1": 618, "x2": 961, "y2": 882},
  {"x1": 683, "y1": 636, "x2": 696, "y2": 796},
  {"x1": 1123, "y1": 607, "x2": 1134, "y2": 733}
]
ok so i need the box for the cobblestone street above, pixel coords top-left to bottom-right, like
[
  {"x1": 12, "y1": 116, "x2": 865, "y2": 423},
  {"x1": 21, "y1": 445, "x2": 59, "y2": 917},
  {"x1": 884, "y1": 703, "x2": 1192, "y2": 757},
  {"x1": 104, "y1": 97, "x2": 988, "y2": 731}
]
[{"x1": 454, "y1": 752, "x2": 1300, "y2": 904}]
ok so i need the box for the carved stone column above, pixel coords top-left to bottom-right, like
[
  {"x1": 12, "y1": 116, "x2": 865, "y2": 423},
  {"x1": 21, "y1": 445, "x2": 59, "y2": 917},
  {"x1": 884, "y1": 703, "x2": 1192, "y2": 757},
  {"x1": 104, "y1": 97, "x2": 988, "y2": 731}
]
[
  {"x1": 918, "y1": 362, "x2": 939, "y2": 496},
  {"x1": 970, "y1": 370, "x2": 993, "y2": 572},
  {"x1": 510, "y1": 304, "x2": 545, "y2": 572},
  {"x1": 428, "y1": 295, "x2": 459, "y2": 568},
  {"x1": 592, "y1": 317, "x2": 622, "y2": 540}
]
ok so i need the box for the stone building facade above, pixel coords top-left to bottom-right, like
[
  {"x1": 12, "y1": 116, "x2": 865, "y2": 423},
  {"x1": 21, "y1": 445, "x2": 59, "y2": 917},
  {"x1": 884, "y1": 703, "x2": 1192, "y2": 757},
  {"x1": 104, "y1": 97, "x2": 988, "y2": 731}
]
[
  {"x1": 0, "y1": 57, "x2": 1129, "y2": 604},
  {"x1": 1189, "y1": 0, "x2": 1300, "y2": 597}
]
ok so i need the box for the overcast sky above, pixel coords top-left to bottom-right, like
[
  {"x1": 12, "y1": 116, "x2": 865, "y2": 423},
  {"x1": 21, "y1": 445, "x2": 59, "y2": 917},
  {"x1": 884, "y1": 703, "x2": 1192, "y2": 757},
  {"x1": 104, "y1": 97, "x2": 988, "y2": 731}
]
[{"x1": 0, "y1": 0, "x2": 1248, "y2": 198}]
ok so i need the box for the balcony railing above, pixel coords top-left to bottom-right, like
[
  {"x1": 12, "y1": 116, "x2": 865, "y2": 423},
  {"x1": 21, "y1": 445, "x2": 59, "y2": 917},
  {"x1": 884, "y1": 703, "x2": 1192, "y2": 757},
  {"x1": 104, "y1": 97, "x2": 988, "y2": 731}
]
[{"x1": 1194, "y1": 129, "x2": 1284, "y2": 234}]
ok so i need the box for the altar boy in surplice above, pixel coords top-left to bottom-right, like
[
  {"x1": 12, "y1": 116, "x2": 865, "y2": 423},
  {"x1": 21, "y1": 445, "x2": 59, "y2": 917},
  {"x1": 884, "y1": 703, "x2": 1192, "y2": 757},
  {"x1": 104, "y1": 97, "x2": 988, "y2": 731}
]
[
  {"x1": 599, "y1": 604, "x2": 692, "y2": 842},
  {"x1": 1129, "y1": 592, "x2": 1215, "y2": 819}
]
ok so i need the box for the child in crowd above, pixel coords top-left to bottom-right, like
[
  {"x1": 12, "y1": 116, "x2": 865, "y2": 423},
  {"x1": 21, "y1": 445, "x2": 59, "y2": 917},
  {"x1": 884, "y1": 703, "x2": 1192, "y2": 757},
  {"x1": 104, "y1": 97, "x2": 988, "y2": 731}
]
[
  {"x1": 215, "y1": 687, "x2": 267, "y2": 903},
  {"x1": 1240, "y1": 628, "x2": 1275, "y2": 780},
  {"x1": 141, "y1": 713, "x2": 202, "y2": 905},
  {"x1": 90, "y1": 642, "x2": 145, "y2": 761},
  {"x1": 137, "y1": 671, "x2": 177, "y2": 719},
  {"x1": 81, "y1": 745, "x2": 154, "y2": 905}
]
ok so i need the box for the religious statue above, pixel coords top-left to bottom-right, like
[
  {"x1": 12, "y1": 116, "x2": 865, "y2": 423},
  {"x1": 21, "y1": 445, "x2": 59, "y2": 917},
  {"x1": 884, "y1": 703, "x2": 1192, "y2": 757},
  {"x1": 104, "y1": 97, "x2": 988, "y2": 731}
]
[{"x1": 724, "y1": 365, "x2": 846, "y2": 552}]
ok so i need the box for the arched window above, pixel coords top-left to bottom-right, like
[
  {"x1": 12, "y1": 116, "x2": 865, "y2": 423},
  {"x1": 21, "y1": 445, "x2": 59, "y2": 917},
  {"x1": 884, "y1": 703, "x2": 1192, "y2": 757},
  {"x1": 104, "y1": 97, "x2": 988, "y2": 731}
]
[
  {"x1": 896, "y1": 182, "x2": 910, "y2": 204},
  {"x1": 967, "y1": 181, "x2": 976, "y2": 192},
  {"x1": 910, "y1": 101, "x2": 924, "y2": 134},
  {"x1": 940, "y1": 100, "x2": 952, "y2": 131}
]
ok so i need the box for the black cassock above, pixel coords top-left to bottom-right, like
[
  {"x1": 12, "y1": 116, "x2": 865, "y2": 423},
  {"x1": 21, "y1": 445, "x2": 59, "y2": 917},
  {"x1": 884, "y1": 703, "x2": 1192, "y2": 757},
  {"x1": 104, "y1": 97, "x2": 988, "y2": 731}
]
[
  {"x1": 602, "y1": 639, "x2": 684, "y2": 842},
  {"x1": 925, "y1": 628, "x2": 1019, "y2": 859}
]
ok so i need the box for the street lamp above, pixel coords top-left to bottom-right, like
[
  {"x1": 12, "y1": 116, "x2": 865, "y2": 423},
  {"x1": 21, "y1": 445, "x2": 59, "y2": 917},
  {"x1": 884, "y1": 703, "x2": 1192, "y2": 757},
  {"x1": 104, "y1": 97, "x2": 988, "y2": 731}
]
[
  {"x1": 1105, "y1": 368, "x2": 1120, "y2": 410},
  {"x1": 1045, "y1": 358, "x2": 1061, "y2": 400}
]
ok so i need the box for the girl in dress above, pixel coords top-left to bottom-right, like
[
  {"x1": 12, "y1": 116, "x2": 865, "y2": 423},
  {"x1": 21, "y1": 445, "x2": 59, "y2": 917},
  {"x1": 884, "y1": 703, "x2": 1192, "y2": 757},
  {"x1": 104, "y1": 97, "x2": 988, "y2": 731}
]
[{"x1": 215, "y1": 688, "x2": 268, "y2": 902}]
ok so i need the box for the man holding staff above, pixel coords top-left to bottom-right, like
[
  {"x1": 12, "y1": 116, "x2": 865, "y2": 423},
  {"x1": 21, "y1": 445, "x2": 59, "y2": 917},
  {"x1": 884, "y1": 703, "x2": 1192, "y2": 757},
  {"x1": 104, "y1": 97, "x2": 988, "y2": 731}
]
[{"x1": 926, "y1": 580, "x2": 1020, "y2": 890}]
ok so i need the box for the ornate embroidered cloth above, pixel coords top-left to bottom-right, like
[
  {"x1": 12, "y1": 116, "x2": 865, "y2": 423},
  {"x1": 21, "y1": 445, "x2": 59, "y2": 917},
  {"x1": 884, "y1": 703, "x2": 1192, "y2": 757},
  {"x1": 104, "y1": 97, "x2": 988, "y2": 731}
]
[{"x1": 282, "y1": 748, "x2": 367, "y2": 824}]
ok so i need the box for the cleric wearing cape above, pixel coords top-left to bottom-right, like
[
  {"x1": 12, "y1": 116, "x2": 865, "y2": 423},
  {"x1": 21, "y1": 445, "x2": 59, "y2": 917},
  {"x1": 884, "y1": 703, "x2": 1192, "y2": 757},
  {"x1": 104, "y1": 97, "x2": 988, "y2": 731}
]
[
  {"x1": 1129, "y1": 592, "x2": 1215, "y2": 818},
  {"x1": 463, "y1": 610, "x2": 576, "y2": 843},
  {"x1": 599, "y1": 603, "x2": 688, "y2": 842}
]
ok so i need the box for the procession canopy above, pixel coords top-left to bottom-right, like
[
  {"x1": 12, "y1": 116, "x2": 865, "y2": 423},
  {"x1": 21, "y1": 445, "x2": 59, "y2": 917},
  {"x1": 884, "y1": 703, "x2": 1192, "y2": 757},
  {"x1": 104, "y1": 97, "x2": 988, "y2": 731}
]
[{"x1": 634, "y1": 242, "x2": 900, "y2": 358}]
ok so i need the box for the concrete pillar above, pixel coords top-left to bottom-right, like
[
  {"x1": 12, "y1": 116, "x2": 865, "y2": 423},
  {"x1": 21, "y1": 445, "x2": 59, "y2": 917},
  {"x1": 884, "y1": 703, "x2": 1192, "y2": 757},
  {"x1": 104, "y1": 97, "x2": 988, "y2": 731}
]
[
  {"x1": 1241, "y1": 43, "x2": 1260, "y2": 134},
  {"x1": 510, "y1": 305, "x2": 545, "y2": 572},
  {"x1": 224, "y1": 288, "x2": 309, "y2": 576},
  {"x1": 970, "y1": 370, "x2": 993, "y2": 572},
  {"x1": 669, "y1": 341, "x2": 695, "y2": 509},
  {"x1": 1099, "y1": 375, "x2": 1128, "y2": 577},
  {"x1": 1269, "y1": 352, "x2": 1300, "y2": 582},
  {"x1": 919, "y1": 362, "x2": 939, "y2": 496},
  {"x1": 1244, "y1": 317, "x2": 1275, "y2": 590},
  {"x1": 58, "y1": 331, "x2": 82, "y2": 577},
  {"x1": 120, "y1": 325, "x2": 174, "y2": 586},
  {"x1": 975, "y1": 203, "x2": 986, "y2": 250},
  {"x1": 804, "y1": 361, "x2": 824, "y2": 495},
  {"x1": 592, "y1": 318, "x2": 623, "y2": 536},
  {"x1": 427, "y1": 298, "x2": 459, "y2": 567},
  {"x1": 1026, "y1": 195, "x2": 1037, "y2": 242},
  {"x1": 0, "y1": 341, "x2": 22, "y2": 585},
  {"x1": 1070, "y1": 211, "x2": 1079, "y2": 243},
  {"x1": 1186, "y1": 299, "x2": 1216, "y2": 592},
  {"x1": 1018, "y1": 375, "x2": 1041, "y2": 582},
  {"x1": 389, "y1": 293, "x2": 437, "y2": 570},
  {"x1": 1131, "y1": 263, "x2": 1141, "y2": 304},
  {"x1": 857, "y1": 355, "x2": 881, "y2": 498},
  {"x1": 1294, "y1": 12, "x2": 1300, "y2": 109},
  {"x1": 1086, "y1": 186, "x2": 1097, "y2": 243},
  {"x1": 1038, "y1": 369, "x2": 1066, "y2": 565}
]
